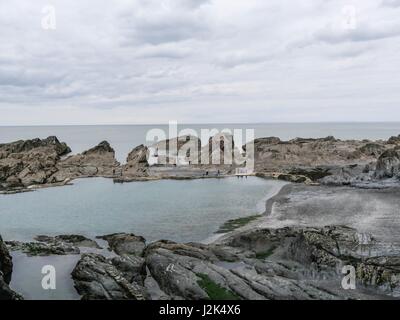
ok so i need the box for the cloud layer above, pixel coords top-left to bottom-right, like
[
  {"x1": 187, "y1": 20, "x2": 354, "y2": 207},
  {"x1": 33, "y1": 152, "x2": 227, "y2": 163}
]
[{"x1": 1, "y1": 0, "x2": 400, "y2": 124}]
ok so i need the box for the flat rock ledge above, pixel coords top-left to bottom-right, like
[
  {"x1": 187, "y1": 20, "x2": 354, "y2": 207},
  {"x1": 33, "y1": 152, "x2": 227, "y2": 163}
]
[{"x1": 6, "y1": 234, "x2": 101, "y2": 257}]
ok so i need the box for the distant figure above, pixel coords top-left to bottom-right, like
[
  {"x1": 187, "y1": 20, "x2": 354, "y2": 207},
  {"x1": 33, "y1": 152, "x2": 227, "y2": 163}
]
[
  {"x1": 217, "y1": 170, "x2": 220, "y2": 176},
  {"x1": 206, "y1": 171, "x2": 209, "y2": 176},
  {"x1": 112, "y1": 169, "x2": 115, "y2": 175}
]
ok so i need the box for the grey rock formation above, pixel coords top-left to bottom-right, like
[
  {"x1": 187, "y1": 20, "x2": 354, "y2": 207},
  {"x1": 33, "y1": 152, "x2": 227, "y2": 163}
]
[
  {"x1": 97, "y1": 233, "x2": 146, "y2": 256},
  {"x1": 35, "y1": 235, "x2": 101, "y2": 249},
  {"x1": 387, "y1": 135, "x2": 400, "y2": 145},
  {"x1": 71, "y1": 253, "x2": 146, "y2": 300},
  {"x1": 6, "y1": 234, "x2": 102, "y2": 256},
  {"x1": 0, "y1": 235, "x2": 22, "y2": 300},
  {"x1": 71, "y1": 225, "x2": 398, "y2": 300},
  {"x1": 375, "y1": 148, "x2": 400, "y2": 179},
  {"x1": 0, "y1": 136, "x2": 71, "y2": 190},
  {"x1": 6, "y1": 240, "x2": 80, "y2": 256},
  {"x1": 120, "y1": 145, "x2": 149, "y2": 178},
  {"x1": 49, "y1": 141, "x2": 119, "y2": 183}
]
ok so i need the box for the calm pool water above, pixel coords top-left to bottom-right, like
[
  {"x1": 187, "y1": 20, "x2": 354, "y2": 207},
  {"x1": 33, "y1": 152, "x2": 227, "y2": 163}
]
[
  {"x1": 0, "y1": 177, "x2": 286, "y2": 243},
  {"x1": 1, "y1": 176, "x2": 286, "y2": 300}
]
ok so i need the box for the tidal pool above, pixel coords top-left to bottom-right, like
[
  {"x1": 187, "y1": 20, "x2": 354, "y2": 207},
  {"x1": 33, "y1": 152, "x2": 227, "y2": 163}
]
[
  {"x1": 0, "y1": 176, "x2": 286, "y2": 299},
  {"x1": 0, "y1": 177, "x2": 286, "y2": 243}
]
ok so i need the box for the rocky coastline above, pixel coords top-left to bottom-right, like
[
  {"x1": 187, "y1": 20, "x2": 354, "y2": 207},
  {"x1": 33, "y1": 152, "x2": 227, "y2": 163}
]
[
  {"x1": 1, "y1": 133, "x2": 400, "y2": 300},
  {"x1": 1, "y1": 133, "x2": 400, "y2": 194}
]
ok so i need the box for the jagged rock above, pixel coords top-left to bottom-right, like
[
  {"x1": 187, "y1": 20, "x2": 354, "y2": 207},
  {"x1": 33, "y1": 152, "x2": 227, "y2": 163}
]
[
  {"x1": 356, "y1": 256, "x2": 400, "y2": 292},
  {"x1": 143, "y1": 238, "x2": 343, "y2": 300},
  {"x1": 0, "y1": 136, "x2": 70, "y2": 160},
  {"x1": 71, "y1": 253, "x2": 146, "y2": 300},
  {"x1": 0, "y1": 136, "x2": 71, "y2": 190},
  {"x1": 83, "y1": 141, "x2": 115, "y2": 155},
  {"x1": 0, "y1": 235, "x2": 22, "y2": 300},
  {"x1": 0, "y1": 236, "x2": 13, "y2": 283},
  {"x1": 97, "y1": 233, "x2": 146, "y2": 256},
  {"x1": 69, "y1": 223, "x2": 400, "y2": 300},
  {"x1": 387, "y1": 135, "x2": 400, "y2": 145},
  {"x1": 252, "y1": 136, "x2": 389, "y2": 184},
  {"x1": 359, "y1": 143, "x2": 386, "y2": 157},
  {"x1": 110, "y1": 255, "x2": 146, "y2": 285},
  {"x1": 375, "y1": 148, "x2": 400, "y2": 179},
  {"x1": 121, "y1": 145, "x2": 149, "y2": 177},
  {"x1": 49, "y1": 141, "x2": 119, "y2": 183}
]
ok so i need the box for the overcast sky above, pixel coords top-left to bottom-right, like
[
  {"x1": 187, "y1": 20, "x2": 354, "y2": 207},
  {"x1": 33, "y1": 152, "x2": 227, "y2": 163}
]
[{"x1": 1, "y1": 0, "x2": 400, "y2": 125}]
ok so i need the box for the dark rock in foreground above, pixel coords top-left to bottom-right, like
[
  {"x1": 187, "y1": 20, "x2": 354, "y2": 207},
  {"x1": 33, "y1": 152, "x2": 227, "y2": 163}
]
[
  {"x1": 71, "y1": 227, "x2": 400, "y2": 300},
  {"x1": 0, "y1": 236, "x2": 22, "y2": 300},
  {"x1": 71, "y1": 253, "x2": 146, "y2": 300}
]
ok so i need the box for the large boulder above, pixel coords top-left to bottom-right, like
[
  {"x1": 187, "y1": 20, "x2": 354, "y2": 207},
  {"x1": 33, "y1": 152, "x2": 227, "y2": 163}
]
[{"x1": 97, "y1": 233, "x2": 146, "y2": 256}]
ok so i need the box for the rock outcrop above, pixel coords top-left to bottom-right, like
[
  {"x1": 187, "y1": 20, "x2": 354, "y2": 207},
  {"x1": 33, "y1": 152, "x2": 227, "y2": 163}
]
[
  {"x1": 0, "y1": 235, "x2": 22, "y2": 300},
  {"x1": 71, "y1": 253, "x2": 146, "y2": 300},
  {"x1": 251, "y1": 135, "x2": 400, "y2": 186},
  {"x1": 0, "y1": 136, "x2": 71, "y2": 190},
  {"x1": 0, "y1": 137, "x2": 123, "y2": 192},
  {"x1": 120, "y1": 145, "x2": 149, "y2": 178},
  {"x1": 49, "y1": 141, "x2": 119, "y2": 183},
  {"x1": 71, "y1": 226, "x2": 399, "y2": 300},
  {"x1": 387, "y1": 135, "x2": 400, "y2": 145},
  {"x1": 375, "y1": 148, "x2": 400, "y2": 179},
  {"x1": 97, "y1": 233, "x2": 146, "y2": 256}
]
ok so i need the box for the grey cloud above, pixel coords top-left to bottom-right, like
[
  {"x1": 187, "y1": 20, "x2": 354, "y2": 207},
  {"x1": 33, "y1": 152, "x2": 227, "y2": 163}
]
[
  {"x1": 382, "y1": 0, "x2": 400, "y2": 7},
  {"x1": 314, "y1": 23, "x2": 400, "y2": 44},
  {"x1": 0, "y1": 0, "x2": 400, "y2": 124}
]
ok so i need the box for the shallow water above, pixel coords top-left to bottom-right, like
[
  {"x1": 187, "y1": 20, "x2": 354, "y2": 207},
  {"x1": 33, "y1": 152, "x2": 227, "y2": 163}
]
[
  {"x1": 1, "y1": 176, "x2": 285, "y2": 300},
  {"x1": 0, "y1": 177, "x2": 286, "y2": 243}
]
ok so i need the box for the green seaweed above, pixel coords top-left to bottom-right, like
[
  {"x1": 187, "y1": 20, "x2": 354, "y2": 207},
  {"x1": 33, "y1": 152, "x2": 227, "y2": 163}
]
[
  {"x1": 196, "y1": 273, "x2": 240, "y2": 300},
  {"x1": 255, "y1": 246, "x2": 276, "y2": 260},
  {"x1": 215, "y1": 214, "x2": 262, "y2": 234}
]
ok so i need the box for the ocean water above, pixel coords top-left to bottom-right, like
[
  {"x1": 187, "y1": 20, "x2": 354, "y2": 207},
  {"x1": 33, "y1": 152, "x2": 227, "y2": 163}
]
[
  {"x1": 0, "y1": 177, "x2": 286, "y2": 243},
  {"x1": 0, "y1": 123, "x2": 399, "y2": 162}
]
